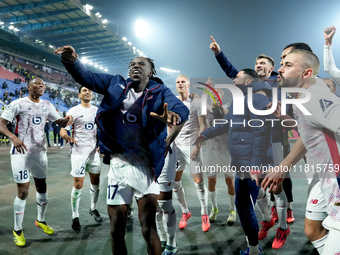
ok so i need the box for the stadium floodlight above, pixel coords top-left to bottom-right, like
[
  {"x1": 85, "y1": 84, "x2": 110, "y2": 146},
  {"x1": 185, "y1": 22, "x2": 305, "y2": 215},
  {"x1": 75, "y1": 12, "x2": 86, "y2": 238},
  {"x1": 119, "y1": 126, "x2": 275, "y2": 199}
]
[
  {"x1": 122, "y1": 37, "x2": 127, "y2": 42},
  {"x1": 95, "y1": 12, "x2": 102, "y2": 18},
  {"x1": 80, "y1": 57, "x2": 89, "y2": 64},
  {"x1": 104, "y1": 68, "x2": 108, "y2": 72},
  {"x1": 85, "y1": 4, "x2": 93, "y2": 10},
  {"x1": 89, "y1": 61, "x2": 93, "y2": 65},
  {"x1": 139, "y1": 52, "x2": 143, "y2": 56},
  {"x1": 128, "y1": 42, "x2": 132, "y2": 46},
  {"x1": 135, "y1": 19, "x2": 148, "y2": 38},
  {"x1": 8, "y1": 25, "x2": 14, "y2": 30},
  {"x1": 160, "y1": 67, "x2": 180, "y2": 73},
  {"x1": 0, "y1": 21, "x2": 4, "y2": 25},
  {"x1": 102, "y1": 19, "x2": 108, "y2": 24},
  {"x1": 94, "y1": 64, "x2": 99, "y2": 68}
]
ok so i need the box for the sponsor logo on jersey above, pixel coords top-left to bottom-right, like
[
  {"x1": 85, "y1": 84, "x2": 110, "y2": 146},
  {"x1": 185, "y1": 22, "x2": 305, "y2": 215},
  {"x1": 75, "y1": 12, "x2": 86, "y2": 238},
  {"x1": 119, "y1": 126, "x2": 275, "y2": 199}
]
[
  {"x1": 85, "y1": 123, "x2": 94, "y2": 130},
  {"x1": 123, "y1": 112, "x2": 139, "y2": 124},
  {"x1": 32, "y1": 116, "x2": 42, "y2": 125},
  {"x1": 319, "y1": 99, "x2": 333, "y2": 112},
  {"x1": 147, "y1": 95, "x2": 153, "y2": 100},
  {"x1": 80, "y1": 115, "x2": 83, "y2": 118},
  {"x1": 5, "y1": 105, "x2": 11, "y2": 110},
  {"x1": 334, "y1": 202, "x2": 340, "y2": 206},
  {"x1": 42, "y1": 106, "x2": 48, "y2": 112}
]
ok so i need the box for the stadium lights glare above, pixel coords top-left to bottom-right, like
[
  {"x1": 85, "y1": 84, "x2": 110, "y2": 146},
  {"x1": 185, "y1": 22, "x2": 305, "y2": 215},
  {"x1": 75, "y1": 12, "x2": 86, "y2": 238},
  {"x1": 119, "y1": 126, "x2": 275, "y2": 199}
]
[
  {"x1": 95, "y1": 12, "x2": 102, "y2": 18},
  {"x1": 160, "y1": 67, "x2": 180, "y2": 73},
  {"x1": 89, "y1": 61, "x2": 93, "y2": 65},
  {"x1": 94, "y1": 64, "x2": 99, "y2": 68},
  {"x1": 85, "y1": 4, "x2": 93, "y2": 10},
  {"x1": 14, "y1": 28, "x2": 20, "y2": 32},
  {"x1": 104, "y1": 68, "x2": 108, "y2": 72},
  {"x1": 0, "y1": 21, "x2": 4, "y2": 25},
  {"x1": 122, "y1": 37, "x2": 127, "y2": 42},
  {"x1": 8, "y1": 25, "x2": 14, "y2": 30},
  {"x1": 136, "y1": 49, "x2": 140, "y2": 53},
  {"x1": 102, "y1": 19, "x2": 108, "y2": 24},
  {"x1": 135, "y1": 19, "x2": 148, "y2": 38},
  {"x1": 128, "y1": 42, "x2": 132, "y2": 46},
  {"x1": 138, "y1": 52, "x2": 144, "y2": 56},
  {"x1": 80, "y1": 57, "x2": 89, "y2": 64}
]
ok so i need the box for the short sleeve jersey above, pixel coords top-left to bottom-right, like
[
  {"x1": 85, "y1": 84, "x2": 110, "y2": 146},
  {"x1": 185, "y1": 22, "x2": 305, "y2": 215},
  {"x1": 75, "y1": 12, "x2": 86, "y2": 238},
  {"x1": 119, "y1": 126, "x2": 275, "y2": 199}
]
[
  {"x1": 1, "y1": 97, "x2": 61, "y2": 154},
  {"x1": 66, "y1": 104, "x2": 98, "y2": 156},
  {"x1": 294, "y1": 80, "x2": 340, "y2": 222},
  {"x1": 174, "y1": 97, "x2": 204, "y2": 146}
]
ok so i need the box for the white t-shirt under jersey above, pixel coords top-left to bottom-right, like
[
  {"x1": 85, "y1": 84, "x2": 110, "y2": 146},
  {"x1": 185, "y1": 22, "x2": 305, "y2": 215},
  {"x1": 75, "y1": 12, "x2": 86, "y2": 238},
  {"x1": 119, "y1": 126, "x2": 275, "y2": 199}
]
[
  {"x1": 1, "y1": 97, "x2": 61, "y2": 154},
  {"x1": 294, "y1": 79, "x2": 340, "y2": 223},
  {"x1": 66, "y1": 104, "x2": 98, "y2": 156}
]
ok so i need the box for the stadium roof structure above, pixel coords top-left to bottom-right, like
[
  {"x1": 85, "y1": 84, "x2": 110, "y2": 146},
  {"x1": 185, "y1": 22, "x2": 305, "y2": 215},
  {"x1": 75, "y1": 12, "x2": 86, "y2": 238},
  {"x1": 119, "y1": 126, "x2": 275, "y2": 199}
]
[{"x1": 0, "y1": 0, "x2": 140, "y2": 75}]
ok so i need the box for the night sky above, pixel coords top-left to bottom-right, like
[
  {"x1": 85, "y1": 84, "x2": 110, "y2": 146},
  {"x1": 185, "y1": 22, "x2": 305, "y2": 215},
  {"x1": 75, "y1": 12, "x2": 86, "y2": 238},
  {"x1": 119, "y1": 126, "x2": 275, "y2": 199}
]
[{"x1": 82, "y1": 0, "x2": 340, "y2": 91}]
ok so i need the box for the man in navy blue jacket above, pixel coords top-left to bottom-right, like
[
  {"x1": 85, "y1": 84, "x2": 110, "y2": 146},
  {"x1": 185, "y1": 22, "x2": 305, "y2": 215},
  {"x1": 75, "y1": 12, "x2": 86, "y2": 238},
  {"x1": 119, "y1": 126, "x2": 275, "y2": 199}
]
[
  {"x1": 55, "y1": 45, "x2": 189, "y2": 255},
  {"x1": 194, "y1": 69, "x2": 272, "y2": 255},
  {"x1": 210, "y1": 36, "x2": 296, "y2": 249}
]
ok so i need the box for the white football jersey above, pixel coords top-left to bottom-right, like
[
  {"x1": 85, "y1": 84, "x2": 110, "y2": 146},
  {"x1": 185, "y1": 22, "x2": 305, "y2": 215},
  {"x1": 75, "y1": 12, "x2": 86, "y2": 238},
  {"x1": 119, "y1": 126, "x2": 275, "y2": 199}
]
[
  {"x1": 294, "y1": 80, "x2": 340, "y2": 222},
  {"x1": 1, "y1": 97, "x2": 60, "y2": 154},
  {"x1": 66, "y1": 104, "x2": 98, "y2": 155},
  {"x1": 174, "y1": 97, "x2": 204, "y2": 147}
]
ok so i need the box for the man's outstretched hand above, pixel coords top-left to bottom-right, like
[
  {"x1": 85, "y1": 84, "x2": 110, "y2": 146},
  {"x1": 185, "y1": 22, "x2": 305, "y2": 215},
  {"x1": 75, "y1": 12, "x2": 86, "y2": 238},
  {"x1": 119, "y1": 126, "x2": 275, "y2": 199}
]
[
  {"x1": 210, "y1": 36, "x2": 221, "y2": 54},
  {"x1": 54, "y1": 45, "x2": 78, "y2": 62},
  {"x1": 150, "y1": 103, "x2": 181, "y2": 125}
]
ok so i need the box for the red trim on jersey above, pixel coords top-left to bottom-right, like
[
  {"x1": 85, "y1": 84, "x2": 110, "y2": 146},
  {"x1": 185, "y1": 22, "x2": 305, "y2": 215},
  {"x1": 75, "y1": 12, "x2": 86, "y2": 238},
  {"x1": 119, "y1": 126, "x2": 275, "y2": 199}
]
[
  {"x1": 142, "y1": 86, "x2": 160, "y2": 112},
  {"x1": 15, "y1": 115, "x2": 19, "y2": 135},
  {"x1": 323, "y1": 128, "x2": 340, "y2": 177}
]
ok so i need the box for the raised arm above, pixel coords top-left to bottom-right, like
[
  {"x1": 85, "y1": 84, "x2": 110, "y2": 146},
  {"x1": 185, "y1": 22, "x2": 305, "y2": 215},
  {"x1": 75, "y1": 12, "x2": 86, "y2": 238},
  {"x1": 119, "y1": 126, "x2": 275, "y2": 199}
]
[
  {"x1": 55, "y1": 45, "x2": 119, "y2": 94},
  {"x1": 210, "y1": 36, "x2": 239, "y2": 79},
  {"x1": 324, "y1": 26, "x2": 340, "y2": 83}
]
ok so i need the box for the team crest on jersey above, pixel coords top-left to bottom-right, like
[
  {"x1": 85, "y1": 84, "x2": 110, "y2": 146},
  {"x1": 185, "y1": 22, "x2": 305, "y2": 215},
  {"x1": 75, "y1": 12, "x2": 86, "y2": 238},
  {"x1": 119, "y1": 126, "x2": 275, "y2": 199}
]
[
  {"x1": 319, "y1": 99, "x2": 333, "y2": 112},
  {"x1": 335, "y1": 202, "x2": 340, "y2": 206},
  {"x1": 42, "y1": 106, "x2": 48, "y2": 112},
  {"x1": 5, "y1": 105, "x2": 10, "y2": 111}
]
